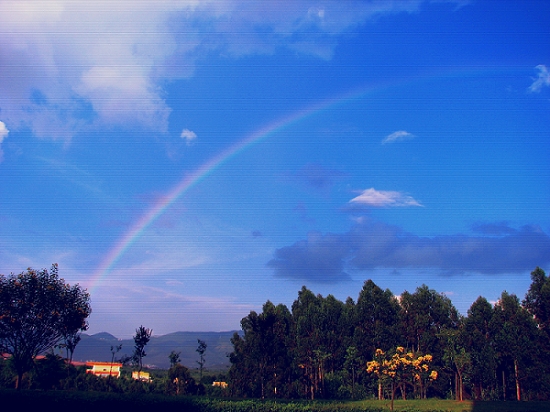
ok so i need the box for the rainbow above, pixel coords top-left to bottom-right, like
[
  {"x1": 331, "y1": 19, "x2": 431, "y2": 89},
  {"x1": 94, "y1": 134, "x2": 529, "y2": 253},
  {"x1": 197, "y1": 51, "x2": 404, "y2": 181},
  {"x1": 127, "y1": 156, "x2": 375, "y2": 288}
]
[
  {"x1": 89, "y1": 65, "x2": 503, "y2": 292},
  {"x1": 88, "y1": 85, "x2": 376, "y2": 292}
]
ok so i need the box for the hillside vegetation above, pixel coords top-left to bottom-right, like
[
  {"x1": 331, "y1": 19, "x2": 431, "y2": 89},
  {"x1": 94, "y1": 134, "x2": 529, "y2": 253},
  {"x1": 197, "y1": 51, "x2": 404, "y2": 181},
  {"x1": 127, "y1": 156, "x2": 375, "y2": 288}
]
[{"x1": 70, "y1": 331, "x2": 236, "y2": 369}]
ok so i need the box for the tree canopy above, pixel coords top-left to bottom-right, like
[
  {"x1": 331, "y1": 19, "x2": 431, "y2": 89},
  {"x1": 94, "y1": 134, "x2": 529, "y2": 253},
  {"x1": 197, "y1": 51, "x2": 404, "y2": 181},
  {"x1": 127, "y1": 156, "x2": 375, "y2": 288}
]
[
  {"x1": 229, "y1": 269, "x2": 550, "y2": 401},
  {"x1": 0, "y1": 264, "x2": 91, "y2": 389}
]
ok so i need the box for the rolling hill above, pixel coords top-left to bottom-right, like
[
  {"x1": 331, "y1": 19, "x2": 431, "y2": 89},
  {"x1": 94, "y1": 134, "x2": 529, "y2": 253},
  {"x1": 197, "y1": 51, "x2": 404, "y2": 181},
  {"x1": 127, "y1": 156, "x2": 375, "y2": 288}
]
[{"x1": 67, "y1": 331, "x2": 239, "y2": 371}]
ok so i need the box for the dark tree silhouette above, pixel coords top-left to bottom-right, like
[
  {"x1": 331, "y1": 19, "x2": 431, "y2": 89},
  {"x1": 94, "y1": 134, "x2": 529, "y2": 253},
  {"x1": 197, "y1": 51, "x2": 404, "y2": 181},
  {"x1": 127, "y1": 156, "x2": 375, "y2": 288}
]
[
  {"x1": 0, "y1": 264, "x2": 91, "y2": 389},
  {"x1": 196, "y1": 339, "x2": 207, "y2": 381},
  {"x1": 132, "y1": 325, "x2": 152, "y2": 379}
]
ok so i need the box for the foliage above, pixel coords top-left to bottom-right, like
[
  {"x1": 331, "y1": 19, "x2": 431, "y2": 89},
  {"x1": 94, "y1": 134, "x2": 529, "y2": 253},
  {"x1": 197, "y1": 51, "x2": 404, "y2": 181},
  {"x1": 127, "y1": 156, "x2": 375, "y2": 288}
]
[
  {"x1": 367, "y1": 347, "x2": 437, "y2": 410},
  {"x1": 463, "y1": 296, "x2": 496, "y2": 400},
  {"x1": 229, "y1": 300, "x2": 294, "y2": 399},
  {"x1": 0, "y1": 264, "x2": 91, "y2": 389},
  {"x1": 167, "y1": 363, "x2": 196, "y2": 395},
  {"x1": 133, "y1": 325, "x2": 152, "y2": 377},
  {"x1": 228, "y1": 269, "x2": 550, "y2": 401},
  {"x1": 2, "y1": 265, "x2": 549, "y2": 402},
  {"x1": 197, "y1": 339, "x2": 207, "y2": 381},
  {"x1": 168, "y1": 350, "x2": 181, "y2": 368}
]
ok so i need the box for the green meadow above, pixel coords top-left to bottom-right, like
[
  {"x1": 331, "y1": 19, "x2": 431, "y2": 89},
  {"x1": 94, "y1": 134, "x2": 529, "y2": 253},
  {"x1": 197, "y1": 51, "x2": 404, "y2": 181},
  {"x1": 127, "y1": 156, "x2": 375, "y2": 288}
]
[{"x1": 2, "y1": 390, "x2": 550, "y2": 412}]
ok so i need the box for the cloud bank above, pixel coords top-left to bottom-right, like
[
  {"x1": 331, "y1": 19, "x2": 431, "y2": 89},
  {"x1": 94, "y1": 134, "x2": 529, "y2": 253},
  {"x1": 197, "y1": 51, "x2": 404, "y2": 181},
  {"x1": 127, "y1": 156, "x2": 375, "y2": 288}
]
[
  {"x1": 0, "y1": 0, "x2": 466, "y2": 139},
  {"x1": 268, "y1": 221, "x2": 550, "y2": 283}
]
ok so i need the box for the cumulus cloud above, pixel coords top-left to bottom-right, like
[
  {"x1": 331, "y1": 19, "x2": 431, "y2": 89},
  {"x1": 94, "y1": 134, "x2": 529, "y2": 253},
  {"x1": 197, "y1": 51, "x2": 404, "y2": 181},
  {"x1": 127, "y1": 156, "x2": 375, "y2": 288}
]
[
  {"x1": 528, "y1": 65, "x2": 550, "y2": 93},
  {"x1": 382, "y1": 130, "x2": 415, "y2": 144},
  {"x1": 0, "y1": 121, "x2": 8, "y2": 142},
  {"x1": 180, "y1": 129, "x2": 198, "y2": 145},
  {"x1": 0, "y1": 0, "x2": 464, "y2": 139},
  {"x1": 267, "y1": 221, "x2": 550, "y2": 283},
  {"x1": 349, "y1": 188, "x2": 423, "y2": 208},
  {"x1": 0, "y1": 121, "x2": 8, "y2": 161}
]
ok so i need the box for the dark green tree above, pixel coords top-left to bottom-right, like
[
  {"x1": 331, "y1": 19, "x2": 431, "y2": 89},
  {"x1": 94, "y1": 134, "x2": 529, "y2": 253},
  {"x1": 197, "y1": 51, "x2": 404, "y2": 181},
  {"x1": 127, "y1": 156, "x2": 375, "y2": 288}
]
[
  {"x1": 167, "y1": 363, "x2": 195, "y2": 395},
  {"x1": 292, "y1": 287, "x2": 323, "y2": 399},
  {"x1": 343, "y1": 345, "x2": 361, "y2": 399},
  {"x1": 30, "y1": 352, "x2": 67, "y2": 390},
  {"x1": 229, "y1": 300, "x2": 293, "y2": 398},
  {"x1": 491, "y1": 291, "x2": 539, "y2": 401},
  {"x1": 440, "y1": 326, "x2": 470, "y2": 401},
  {"x1": 0, "y1": 264, "x2": 91, "y2": 389},
  {"x1": 196, "y1": 339, "x2": 207, "y2": 381},
  {"x1": 464, "y1": 296, "x2": 497, "y2": 400},
  {"x1": 318, "y1": 294, "x2": 349, "y2": 375},
  {"x1": 400, "y1": 285, "x2": 459, "y2": 355},
  {"x1": 523, "y1": 267, "x2": 550, "y2": 397},
  {"x1": 399, "y1": 285, "x2": 459, "y2": 398},
  {"x1": 354, "y1": 280, "x2": 402, "y2": 359},
  {"x1": 169, "y1": 350, "x2": 181, "y2": 368},
  {"x1": 132, "y1": 325, "x2": 152, "y2": 379},
  {"x1": 524, "y1": 267, "x2": 550, "y2": 335}
]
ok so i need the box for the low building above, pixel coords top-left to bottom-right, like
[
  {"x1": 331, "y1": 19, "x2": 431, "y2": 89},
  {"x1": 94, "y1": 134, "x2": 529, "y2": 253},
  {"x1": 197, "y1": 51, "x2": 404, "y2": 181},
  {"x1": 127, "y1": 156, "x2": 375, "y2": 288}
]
[
  {"x1": 212, "y1": 381, "x2": 228, "y2": 389},
  {"x1": 86, "y1": 362, "x2": 122, "y2": 378},
  {"x1": 132, "y1": 370, "x2": 151, "y2": 381}
]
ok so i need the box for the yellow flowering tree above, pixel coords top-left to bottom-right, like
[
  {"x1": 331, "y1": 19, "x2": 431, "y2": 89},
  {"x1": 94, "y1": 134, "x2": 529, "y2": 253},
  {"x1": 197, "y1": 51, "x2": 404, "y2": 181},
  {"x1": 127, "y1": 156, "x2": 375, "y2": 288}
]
[{"x1": 367, "y1": 347, "x2": 438, "y2": 410}]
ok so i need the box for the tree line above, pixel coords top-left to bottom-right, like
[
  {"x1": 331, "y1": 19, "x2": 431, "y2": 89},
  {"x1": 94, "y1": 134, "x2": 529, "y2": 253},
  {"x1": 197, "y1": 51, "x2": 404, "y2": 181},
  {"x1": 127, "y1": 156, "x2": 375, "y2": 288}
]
[
  {"x1": 228, "y1": 267, "x2": 550, "y2": 401},
  {"x1": 2, "y1": 264, "x2": 549, "y2": 401}
]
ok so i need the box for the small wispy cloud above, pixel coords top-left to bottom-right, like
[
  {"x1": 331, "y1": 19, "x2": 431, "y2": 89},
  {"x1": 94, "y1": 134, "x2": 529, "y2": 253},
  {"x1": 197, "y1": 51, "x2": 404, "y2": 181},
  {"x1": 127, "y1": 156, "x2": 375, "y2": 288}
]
[
  {"x1": 0, "y1": 121, "x2": 9, "y2": 162},
  {"x1": 382, "y1": 130, "x2": 415, "y2": 144},
  {"x1": 180, "y1": 129, "x2": 197, "y2": 145},
  {"x1": 528, "y1": 65, "x2": 550, "y2": 93},
  {"x1": 349, "y1": 188, "x2": 423, "y2": 208}
]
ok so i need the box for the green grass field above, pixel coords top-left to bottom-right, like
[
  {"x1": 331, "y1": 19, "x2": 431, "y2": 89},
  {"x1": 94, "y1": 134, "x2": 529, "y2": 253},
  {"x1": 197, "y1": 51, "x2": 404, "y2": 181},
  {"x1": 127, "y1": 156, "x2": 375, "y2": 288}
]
[
  {"x1": 1, "y1": 390, "x2": 549, "y2": 412},
  {"x1": 352, "y1": 399, "x2": 550, "y2": 412}
]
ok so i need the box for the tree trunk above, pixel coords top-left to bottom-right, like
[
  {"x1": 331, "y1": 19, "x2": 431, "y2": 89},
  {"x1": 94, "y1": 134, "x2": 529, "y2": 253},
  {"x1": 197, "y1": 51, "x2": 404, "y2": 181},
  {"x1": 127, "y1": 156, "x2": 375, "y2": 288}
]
[
  {"x1": 514, "y1": 358, "x2": 521, "y2": 401},
  {"x1": 378, "y1": 380, "x2": 383, "y2": 400},
  {"x1": 457, "y1": 370, "x2": 464, "y2": 402},
  {"x1": 474, "y1": 382, "x2": 482, "y2": 400},
  {"x1": 502, "y1": 370, "x2": 506, "y2": 401},
  {"x1": 352, "y1": 368, "x2": 355, "y2": 400}
]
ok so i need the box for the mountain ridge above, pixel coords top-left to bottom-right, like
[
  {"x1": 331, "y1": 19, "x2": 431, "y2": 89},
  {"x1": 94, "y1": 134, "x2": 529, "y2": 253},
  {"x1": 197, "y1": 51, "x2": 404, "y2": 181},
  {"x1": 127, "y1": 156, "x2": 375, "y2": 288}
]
[{"x1": 67, "y1": 330, "x2": 240, "y2": 370}]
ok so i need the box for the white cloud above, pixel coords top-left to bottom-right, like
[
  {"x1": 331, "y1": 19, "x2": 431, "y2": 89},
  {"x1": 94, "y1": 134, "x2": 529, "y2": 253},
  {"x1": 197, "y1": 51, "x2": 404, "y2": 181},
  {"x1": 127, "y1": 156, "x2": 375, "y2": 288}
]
[
  {"x1": 350, "y1": 188, "x2": 423, "y2": 207},
  {"x1": 528, "y1": 65, "x2": 550, "y2": 93},
  {"x1": 0, "y1": 121, "x2": 9, "y2": 161},
  {"x1": 0, "y1": 0, "x2": 462, "y2": 139},
  {"x1": 0, "y1": 121, "x2": 8, "y2": 142},
  {"x1": 180, "y1": 128, "x2": 198, "y2": 145},
  {"x1": 382, "y1": 130, "x2": 415, "y2": 144}
]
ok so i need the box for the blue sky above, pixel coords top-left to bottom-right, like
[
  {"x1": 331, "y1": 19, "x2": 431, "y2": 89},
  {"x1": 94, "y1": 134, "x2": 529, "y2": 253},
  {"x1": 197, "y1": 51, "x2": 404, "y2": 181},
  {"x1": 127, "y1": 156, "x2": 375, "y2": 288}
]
[{"x1": 1, "y1": 0, "x2": 549, "y2": 338}]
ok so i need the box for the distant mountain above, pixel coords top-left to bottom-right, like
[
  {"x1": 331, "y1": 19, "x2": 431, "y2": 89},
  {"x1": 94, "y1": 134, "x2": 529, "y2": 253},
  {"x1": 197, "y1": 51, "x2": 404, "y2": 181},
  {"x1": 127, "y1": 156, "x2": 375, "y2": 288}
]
[{"x1": 68, "y1": 331, "x2": 240, "y2": 370}]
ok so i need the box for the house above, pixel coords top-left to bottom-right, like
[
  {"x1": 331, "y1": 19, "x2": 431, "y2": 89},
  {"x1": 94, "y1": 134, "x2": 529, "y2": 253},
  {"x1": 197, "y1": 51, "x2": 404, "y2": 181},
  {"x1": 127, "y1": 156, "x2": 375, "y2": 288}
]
[
  {"x1": 86, "y1": 362, "x2": 122, "y2": 378},
  {"x1": 132, "y1": 370, "x2": 151, "y2": 381},
  {"x1": 212, "y1": 381, "x2": 228, "y2": 389}
]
